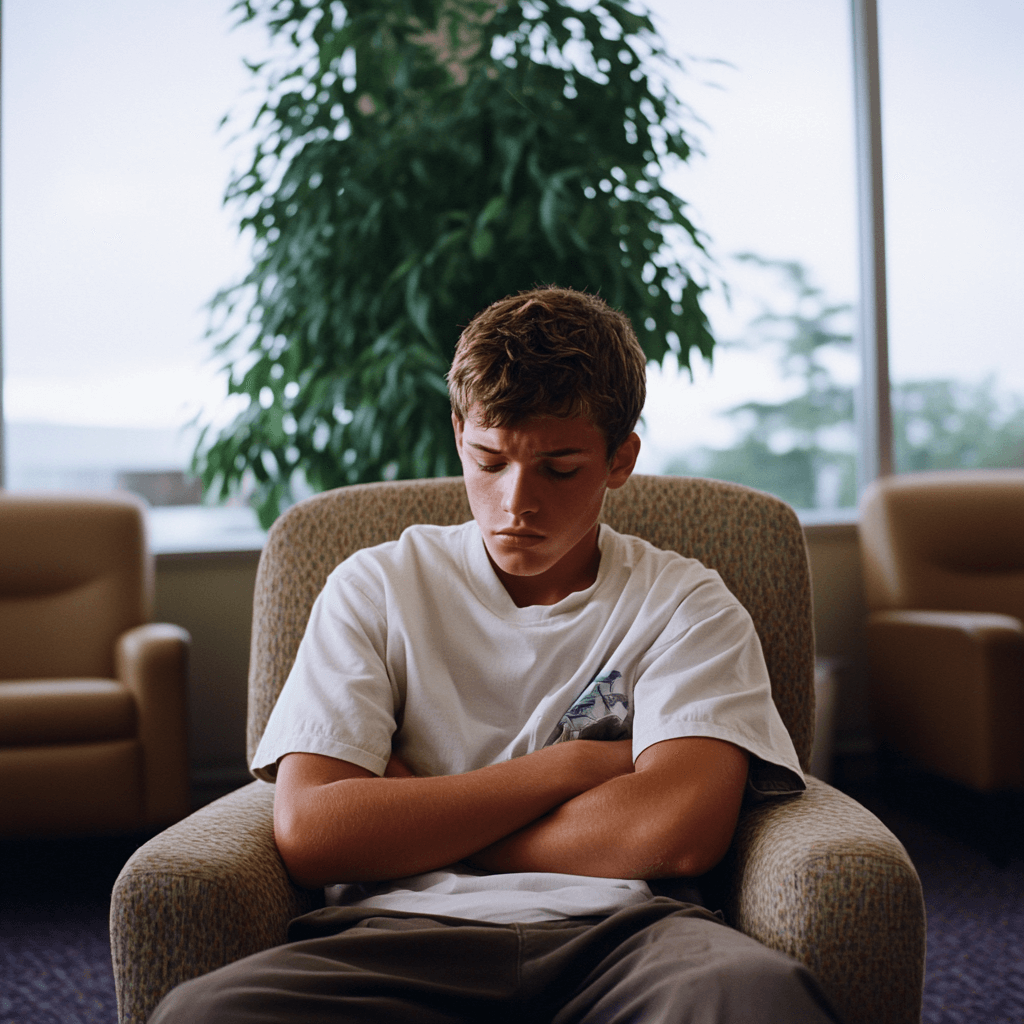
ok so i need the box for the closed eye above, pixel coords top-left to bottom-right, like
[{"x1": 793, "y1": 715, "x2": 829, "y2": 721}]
[{"x1": 474, "y1": 462, "x2": 580, "y2": 479}]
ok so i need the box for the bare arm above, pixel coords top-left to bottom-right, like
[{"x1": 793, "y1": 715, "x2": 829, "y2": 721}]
[
  {"x1": 467, "y1": 737, "x2": 749, "y2": 879},
  {"x1": 273, "y1": 740, "x2": 634, "y2": 888}
]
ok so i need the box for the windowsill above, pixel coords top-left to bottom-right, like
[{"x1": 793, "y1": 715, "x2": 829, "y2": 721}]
[
  {"x1": 148, "y1": 505, "x2": 267, "y2": 558},
  {"x1": 146, "y1": 501, "x2": 860, "y2": 559},
  {"x1": 796, "y1": 507, "x2": 858, "y2": 527},
  {"x1": 799, "y1": 507, "x2": 859, "y2": 542}
]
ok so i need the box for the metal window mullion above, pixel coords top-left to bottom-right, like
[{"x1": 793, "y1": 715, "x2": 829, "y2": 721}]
[
  {"x1": 851, "y1": 0, "x2": 894, "y2": 487},
  {"x1": 0, "y1": 12, "x2": 5, "y2": 490}
]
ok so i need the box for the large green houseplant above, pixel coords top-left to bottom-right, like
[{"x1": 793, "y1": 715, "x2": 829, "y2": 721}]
[{"x1": 196, "y1": 0, "x2": 715, "y2": 528}]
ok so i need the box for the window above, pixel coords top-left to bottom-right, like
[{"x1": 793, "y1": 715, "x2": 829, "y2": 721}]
[
  {"x1": 879, "y1": 0, "x2": 1024, "y2": 473},
  {"x1": 5, "y1": 0, "x2": 1008, "y2": 548},
  {"x1": 1, "y1": 0, "x2": 270, "y2": 548},
  {"x1": 636, "y1": 0, "x2": 860, "y2": 514}
]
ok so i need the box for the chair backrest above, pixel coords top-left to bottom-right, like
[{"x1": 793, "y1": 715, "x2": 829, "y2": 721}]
[
  {"x1": 0, "y1": 493, "x2": 151, "y2": 680},
  {"x1": 860, "y1": 469, "x2": 1024, "y2": 623},
  {"x1": 247, "y1": 474, "x2": 816, "y2": 768}
]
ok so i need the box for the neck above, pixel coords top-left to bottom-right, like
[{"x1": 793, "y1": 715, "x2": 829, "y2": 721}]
[{"x1": 490, "y1": 528, "x2": 602, "y2": 608}]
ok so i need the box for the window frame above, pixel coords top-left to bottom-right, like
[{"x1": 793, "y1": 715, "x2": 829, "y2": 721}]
[{"x1": 0, "y1": 0, "x2": 893, "y2": 541}]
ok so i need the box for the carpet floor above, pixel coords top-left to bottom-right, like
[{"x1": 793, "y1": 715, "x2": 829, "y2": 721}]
[{"x1": 1, "y1": 775, "x2": 1022, "y2": 1024}]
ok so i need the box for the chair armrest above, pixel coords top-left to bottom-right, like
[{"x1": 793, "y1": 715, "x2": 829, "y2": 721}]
[
  {"x1": 869, "y1": 607, "x2": 1024, "y2": 640},
  {"x1": 867, "y1": 610, "x2": 1024, "y2": 790},
  {"x1": 110, "y1": 779, "x2": 324, "y2": 1024},
  {"x1": 116, "y1": 623, "x2": 192, "y2": 824},
  {"x1": 717, "y1": 777, "x2": 925, "y2": 1024}
]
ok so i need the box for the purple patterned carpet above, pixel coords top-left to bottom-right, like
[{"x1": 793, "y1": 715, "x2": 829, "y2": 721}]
[
  {"x1": 919, "y1": 842, "x2": 1024, "y2": 1023},
  {"x1": 0, "y1": 832, "x2": 146, "y2": 1024},
  {"x1": 1, "y1": 778, "x2": 1022, "y2": 1024},
  {"x1": 848, "y1": 767, "x2": 1024, "y2": 1024}
]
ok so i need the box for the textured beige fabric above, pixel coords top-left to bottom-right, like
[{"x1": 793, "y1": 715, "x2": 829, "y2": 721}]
[
  {"x1": 603, "y1": 475, "x2": 816, "y2": 768},
  {"x1": 111, "y1": 782, "x2": 322, "y2": 1024},
  {"x1": 246, "y1": 474, "x2": 816, "y2": 767},
  {"x1": 860, "y1": 469, "x2": 1024, "y2": 791},
  {"x1": 246, "y1": 477, "x2": 473, "y2": 763},
  {"x1": 0, "y1": 493, "x2": 191, "y2": 836},
  {"x1": 111, "y1": 475, "x2": 925, "y2": 1024},
  {"x1": 721, "y1": 777, "x2": 925, "y2": 1024}
]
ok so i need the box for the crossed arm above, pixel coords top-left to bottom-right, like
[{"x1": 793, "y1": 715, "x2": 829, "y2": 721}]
[{"x1": 273, "y1": 736, "x2": 749, "y2": 889}]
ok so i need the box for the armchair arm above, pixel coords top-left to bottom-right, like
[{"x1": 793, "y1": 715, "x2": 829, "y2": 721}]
[
  {"x1": 867, "y1": 609, "x2": 1024, "y2": 790},
  {"x1": 716, "y1": 777, "x2": 925, "y2": 1024},
  {"x1": 116, "y1": 623, "x2": 192, "y2": 825},
  {"x1": 110, "y1": 780, "x2": 323, "y2": 1024}
]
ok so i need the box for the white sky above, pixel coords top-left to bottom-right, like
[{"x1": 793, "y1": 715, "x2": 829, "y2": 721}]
[
  {"x1": 2, "y1": 0, "x2": 265, "y2": 429},
  {"x1": 878, "y1": 0, "x2": 1024, "y2": 388},
  {"x1": 2, "y1": 0, "x2": 1022, "y2": 472}
]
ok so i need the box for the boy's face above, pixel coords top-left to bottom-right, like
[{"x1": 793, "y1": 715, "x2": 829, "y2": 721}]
[{"x1": 453, "y1": 406, "x2": 639, "y2": 606}]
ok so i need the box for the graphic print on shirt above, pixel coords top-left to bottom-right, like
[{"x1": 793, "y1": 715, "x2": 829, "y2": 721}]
[{"x1": 550, "y1": 669, "x2": 631, "y2": 743}]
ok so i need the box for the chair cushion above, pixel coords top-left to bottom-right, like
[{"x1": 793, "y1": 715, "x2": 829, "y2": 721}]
[
  {"x1": 860, "y1": 468, "x2": 1024, "y2": 623},
  {"x1": 0, "y1": 679, "x2": 136, "y2": 745},
  {"x1": 0, "y1": 493, "x2": 150, "y2": 680}
]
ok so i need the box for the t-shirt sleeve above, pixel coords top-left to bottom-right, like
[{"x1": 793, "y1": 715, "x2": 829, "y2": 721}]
[
  {"x1": 631, "y1": 574, "x2": 805, "y2": 801},
  {"x1": 250, "y1": 564, "x2": 399, "y2": 782}
]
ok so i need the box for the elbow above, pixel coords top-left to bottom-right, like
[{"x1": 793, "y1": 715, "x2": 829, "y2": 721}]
[
  {"x1": 274, "y1": 795, "x2": 349, "y2": 889},
  {"x1": 274, "y1": 803, "x2": 323, "y2": 889},
  {"x1": 638, "y1": 821, "x2": 736, "y2": 880},
  {"x1": 669, "y1": 840, "x2": 730, "y2": 880}
]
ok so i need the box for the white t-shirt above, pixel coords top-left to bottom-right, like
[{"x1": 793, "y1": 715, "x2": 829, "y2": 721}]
[{"x1": 252, "y1": 521, "x2": 804, "y2": 923}]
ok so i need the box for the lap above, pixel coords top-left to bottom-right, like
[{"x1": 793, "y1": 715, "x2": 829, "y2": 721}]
[
  {"x1": 550, "y1": 906, "x2": 840, "y2": 1024},
  {"x1": 149, "y1": 899, "x2": 840, "y2": 1024}
]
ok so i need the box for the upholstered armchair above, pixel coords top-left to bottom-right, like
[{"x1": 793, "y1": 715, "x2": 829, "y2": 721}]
[
  {"x1": 859, "y1": 468, "x2": 1024, "y2": 792},
  {"x1": 0, "y1": 492, "x2": 191, "y2": 836},
  {"x1": 111, "y1": 475, "x2": 925, "y2": 1024}
]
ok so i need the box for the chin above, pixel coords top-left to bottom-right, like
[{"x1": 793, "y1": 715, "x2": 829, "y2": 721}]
[
  {"x1": 486, "y1": 545, "x2": 552, "y2": 579},
  {"x1": 494, "y1": 555, "x2": 550, "y2": 579}
]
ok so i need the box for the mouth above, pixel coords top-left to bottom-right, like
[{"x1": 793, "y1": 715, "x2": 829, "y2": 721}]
[{"x1": 495, "y1": 529, "x2": 545, "y2": 545}]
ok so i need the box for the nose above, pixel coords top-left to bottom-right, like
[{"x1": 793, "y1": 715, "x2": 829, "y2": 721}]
[{"x1": 500, "y1": 465, "x2": 539, "y2": 516}]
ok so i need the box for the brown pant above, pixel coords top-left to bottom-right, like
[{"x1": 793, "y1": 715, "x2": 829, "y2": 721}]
[{"x1": 149, "y1": 897, "x2": 841, "y2": 1023}]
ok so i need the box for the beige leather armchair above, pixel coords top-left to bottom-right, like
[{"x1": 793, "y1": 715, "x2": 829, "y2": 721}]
[
  {"x1": 859, "y1": 468, "x2": 1024, "y2": 792},
  {"x1": 111, "y1": 476, "x2": 925, "y2": 1024},
  {"x1": 0, "y1": 493, "x2": 191, "y2": 836}
]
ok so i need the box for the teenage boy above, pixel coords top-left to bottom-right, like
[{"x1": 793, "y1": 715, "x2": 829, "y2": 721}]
[{"x1": 150, "y1": 287, "x2": 839, "y2": 1023}]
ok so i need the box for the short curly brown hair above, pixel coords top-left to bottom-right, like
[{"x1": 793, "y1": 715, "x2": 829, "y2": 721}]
[{"x1": 447, "y1": 286, "x2": 647, "y2": 459}]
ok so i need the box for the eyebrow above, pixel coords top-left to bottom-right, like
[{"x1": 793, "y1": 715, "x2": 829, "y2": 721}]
[{"x1": 467, "y1": 442, "x2": 587, "y2": 457}]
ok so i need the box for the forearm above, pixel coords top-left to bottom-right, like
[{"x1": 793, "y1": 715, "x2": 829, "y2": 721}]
[
  {"x1": 469, "y1": 738, "x2": 749, "y2": 880},
  {"x1": 274, "y1": 741, "x2": 632, "y2": 887},
  {"x1": 467, "y1": 773, "x2": 680, "y2": 879}
]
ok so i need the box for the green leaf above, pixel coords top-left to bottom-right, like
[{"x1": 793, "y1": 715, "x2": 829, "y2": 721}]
[
  {"x1": 470, "y1": 227, "x2": 494, "y2": 259},
  {"x1": 195, "y1": 0, "x2": 716, "y2": 522}
]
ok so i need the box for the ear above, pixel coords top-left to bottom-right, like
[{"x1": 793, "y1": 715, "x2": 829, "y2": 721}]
[
  {"x1": 451, "y1": 411, "x2": 465, "y2": 453},
  {"x1": 607, "y1": 432, "x2": 640, "y2": 490}
]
